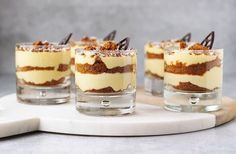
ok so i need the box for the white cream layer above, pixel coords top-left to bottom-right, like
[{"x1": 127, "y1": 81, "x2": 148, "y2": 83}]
[
  {"x1": 165, "y1": 50, "x2": 223, "y2": 66},
  {"x1": 75, "y1": 72, "x2": 136, "y2": 92},
  {"x1": 76, "y1": 55, "x2": 137, "y2": 69},
  {"x1": 17, "y1": 70, "x2": 70, "y2": 84},
  {"x1": 145, "y1": 59, "x2": 164, "y2": 77},
  {"x1": 15, "y1": 50, "x2": 70, "y2": 67},
  {"x1": 164, "y1": 67, "x2": 223, "y2": 90}
]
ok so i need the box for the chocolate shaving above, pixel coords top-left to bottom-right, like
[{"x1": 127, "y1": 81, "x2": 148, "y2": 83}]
[
  {"x1": 117, "y1": 37, "x2": 130, "y2": 50},
  {"x1": 181, "y1": 33, "x2": 191, "y2": 42},
  {"x1": 200, "y1": 31, "x2": 214, "y2": 49},
  {"x1": 59, "y1": 33, "x2": 73, "y2": 45},
  {"x1": 103, "y1": 30, "x2": 116, "y2": 41}
]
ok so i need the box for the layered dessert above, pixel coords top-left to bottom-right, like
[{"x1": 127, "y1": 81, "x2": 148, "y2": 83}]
[
  {"x1": 75, "y1": 41, "x2": 136, "y2": 93},
  {"x1": 70, "y1": 30, "x2": 117, "y2": 75},
  {"x1": 164, "y1": 43, "x2": 223, "y2": 92},
  {"x1": 144, "y1": 38, "x2": 190, "y2": 95},
  {"x1": 70, "y1": 36, "x2": 98, "y2": 74},
  {"x1": 16, "y1": 41, "x2": 71, "y2": 104},
  {"x1": 164, "y1": 32, "x2": 223, "y2": 112},
  {"x1": 75, "y1": 38, "x2": 137, "y2": 115}
]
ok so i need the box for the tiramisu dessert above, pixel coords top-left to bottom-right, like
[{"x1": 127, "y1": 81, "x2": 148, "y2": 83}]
[
  {"x1": 75, "y1": 37, "x2": 137, "y2": 116},
  {"x1": 16, "y1": 34, "x2": 72, "y2": 104},
  {"x1": 144, "y1": 33, "x2": 191, "y2": 95},
  {"x1": 70, "y1": 30, "x2": 116, "y2": 74},
  {"x1": 164, "y1": 32, "x2": 223, "y2": 112}
]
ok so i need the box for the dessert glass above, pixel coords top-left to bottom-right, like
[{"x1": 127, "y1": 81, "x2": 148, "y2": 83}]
[
  {"x1": 75, "y1": 48, "x2": 137, "y2": 116},
  {"x1": 70, "y1": 37, "x2": 98, "y2": 93},
  {"x1": 15, "y1": 42, "x2": 71, "y2": 104},
  {"x1": 144, "y1": 42, "x2": 164, "y2": 95},
  {"x1": 164, "y1": 49, "x2": 223, "y2": 112}
]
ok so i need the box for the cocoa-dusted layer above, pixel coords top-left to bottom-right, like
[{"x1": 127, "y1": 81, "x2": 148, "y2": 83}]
[
  {"x1": 146, "y1": 52, "x2": 164, "y2": 59},
  {"x1": 16, "y1": 64, "x2": 69, "y2": 72},
  {"x1": 172, "y1": 82, "x2": 212, "y2": 92},
  {"x1": 57, "y1": 64, "x2": 69, "y2": 72},
  {"x1": 16, "y1": 66, "x2": 54, "y2": 72},
  {"x1": 18, "y1": 77, "x2": 65, "y2": 86},
  {"x1": 145, "y1": 70, "x2": 163, "y2": 80},
  {"x1": 85, "y1": 86, "x2": 121, "y2": 93},
  {"x1": 76, "y1": 57, "x2": 134, "y2": 74},
  {"x1": 70, "y1": 58, "x2": 75, "y2": 65},
  {"x1": 165, "y1": 56, "x2": 221, "y2": 75}
]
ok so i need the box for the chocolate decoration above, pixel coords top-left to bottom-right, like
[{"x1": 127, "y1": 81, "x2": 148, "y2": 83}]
[
  {"x1": 181, "y1": 33, "x2": 191, "y2": 42},
  {"x1": 103, "y1": 30, "x2": 117, "y2": 41},
  {"x1": 117, "y1": 37, "x2": 130, "y2": 50},
  {"x1": 200, "y1": 31, "x2": 214, "y2": 49},
  {"x1": 59, "y1": 33, "x2": 73, "y2": 45}
]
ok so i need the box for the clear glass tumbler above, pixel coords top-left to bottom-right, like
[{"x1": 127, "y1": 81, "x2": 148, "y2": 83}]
[
  {"x1": 164, "y1": 49, "x2": 223, "y2": 112},
  {"x1": 144, "y1": 42, "x2": 164, "y2": 95},
  {"x1": 75, "y1": 48, "x2": 137, "y2": 116},
  {"x1": 15, "y1": 42, "x2": 71, "y2": 104}
]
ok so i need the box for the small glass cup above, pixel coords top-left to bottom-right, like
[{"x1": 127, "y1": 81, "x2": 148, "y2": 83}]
[
  {"x1": 15, "y1": 42, "x2": 71, "y2": 104},
  {"x1": 69, "y1": 38, "x2": 98, "y2": 93},
  {"x1": 75, "y1": 48, "x2": 137, "y2": 116},
  {"x1": 144, "y1": 42, "x2": 164, "y2": 95},
  {"x1": 164, "y1": 49, "x2": 223, "y2": 112}
]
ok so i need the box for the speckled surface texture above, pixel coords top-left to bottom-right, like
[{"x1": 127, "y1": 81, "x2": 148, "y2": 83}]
[{"x1": 1, "y1": 0, "x2": 236, "y2": 153}]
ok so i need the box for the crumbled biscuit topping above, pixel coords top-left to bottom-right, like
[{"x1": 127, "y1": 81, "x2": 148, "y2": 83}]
[
  {"x1": 188, "y1": 43, "x2": 209, "y2": 50},
  {"x1": 84, "y1": 45, "x2": 97, "y2": 51},
  {"x1": 175, "y1": 40, "x2": 187, "y2": 49},
  {"x1": 33, "y1": 40, "x2": 49, "y2": 46},
  {"x1": 100, "y1": 41, "x2": 118, "y2": 51},
  {"x1": 80, "y1": 36, "x2": 97, "y2": 42}
]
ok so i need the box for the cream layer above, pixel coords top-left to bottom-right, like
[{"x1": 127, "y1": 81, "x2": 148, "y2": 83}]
[
  {"x1": 75, "y1": 72, "x2": 136, "y2": 92},
  {"x1": 144, "y1": 43, "x2": 164, "y2": 54},
  {"x1": 164, "y1": 67, "x2": 223, "y2": 90},
  {"x1": 70, "y1": 45, "x2": 84, "y2": 59},
  {"x1": 145, "y1": 59, "x2": 164, "y2": 77},
  {"x1": 15, "y1": 50, "x2": 70, "y2": 67},
  {"x1": 76, "y1": 55, "x2": 137, "y2": 69},
  {"x1": 165, "y1": 49, "x2": 223, "y2": 66},
  {"x1": 16, "y1": 70, "x2": 70, "y2": 84}
]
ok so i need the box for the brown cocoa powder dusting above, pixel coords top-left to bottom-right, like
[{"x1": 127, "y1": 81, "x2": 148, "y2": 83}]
[
  {"x1": 173, "y1": 82, "x2": 211, "y2": 92},
  {"x1": 146, "y1": 52, "x2": 164, "y2": 59},
  {"x1": 85, "y1": 86, "x2": 121, "y2": 93},
  {"x1": 19, "y1": 77, "x2": 65, "y2": 86},
  {"x1": 16, "y1": 66, "x2": 54, "y2": 72},
  {"x1": 145, "y1": 70, "x2": 164, "y2": 80},
  {"x1": 57, "y1": 64, "x2": 69, "y2": 72},
  {"x1": 165, "y1": 56, "x2": 221, "y2": 75},
  {"x1": 70, "y1": 58, "x2": 75, "y2": 65},
  {"x1": 76, "y1": 57, "x2": 134, "y2": 74}
]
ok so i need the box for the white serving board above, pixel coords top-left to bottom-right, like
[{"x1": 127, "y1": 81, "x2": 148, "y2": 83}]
[{"x1": 0, "y1": 93, "x2": 218, "y2": 138}]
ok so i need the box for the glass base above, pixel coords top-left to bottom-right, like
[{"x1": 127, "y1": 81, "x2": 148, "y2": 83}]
[
  {"x1": 144, "y1": 77, "x2": 163, "y2": 96},
  {"x1": 17, "y1": 83, "x2": 70, "y2": 105},
  {"x1": 76, "y1": 90, "x2": 136, "y2": 116},
  {"x1": 164, "y1": 87, "x2": 222, "y2": 112}
]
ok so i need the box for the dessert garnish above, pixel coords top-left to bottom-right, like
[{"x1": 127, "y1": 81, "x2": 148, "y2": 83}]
[
  {"x1": 59, "y1": 33, "x2": 73, "y2": 45},
  {"x1": 200, "y1": 31, "x2": 214, "y2": 49},
  {"x1": 80, "y1": 36, "x2": 97, "y2": 42},
  {"x1": 117, "y1": 37, "x2": 130, "y2": 50},
  {"x1": 103, "y1": 30, "x2": 117, "y2": 41},
  {"x1": 84, "y1": 45, "x2": 97, "y2": 51},
  {"x1": 33, "y1": 40, "x2": 49, "y2": 46},
  {"x1": 188, "y1": 43, "x2": 209, "y2": 50},
  {"x1": 181, "y1": 33, "x2": 191, "y2": 42},
  {"x1": 100, "y1": 41, "x2": 118, "y2": 50}
]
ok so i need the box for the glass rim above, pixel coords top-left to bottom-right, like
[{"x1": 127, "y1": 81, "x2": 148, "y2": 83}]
[
  {"x1": 75, "y1": 48, "x2": 137, "y2": 56},
  {"x1": 15, "y1": 42, "x2": 69, "y2": 48}
]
